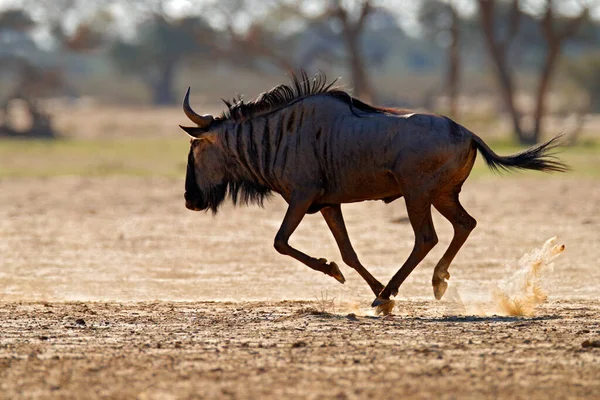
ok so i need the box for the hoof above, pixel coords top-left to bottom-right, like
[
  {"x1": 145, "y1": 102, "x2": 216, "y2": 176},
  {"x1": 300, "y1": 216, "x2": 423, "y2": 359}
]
[
  {"x1": 330, "y1": 262, "x2": 346, "y2": 284},
  {"x1": 432, "y1": 271, "x2": 450, "y2": 300},
  {"x1": 433, "y1": 280, "x2": 448, "y2": 300},
  {"x1": 374, "y1": 299, "x2": 396, "y2": 316},
  {"x1": 371, "y1": 296, "x2": 389, "y2": 307},
  {"x1": 325, "y1": 261, "x2": 345, "y2": 284}
]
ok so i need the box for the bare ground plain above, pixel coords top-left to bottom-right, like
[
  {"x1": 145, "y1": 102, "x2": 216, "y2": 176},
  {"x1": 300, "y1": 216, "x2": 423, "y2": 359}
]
[{"x1": 0, "y1": 174, "x2": 599, "y2": 399}]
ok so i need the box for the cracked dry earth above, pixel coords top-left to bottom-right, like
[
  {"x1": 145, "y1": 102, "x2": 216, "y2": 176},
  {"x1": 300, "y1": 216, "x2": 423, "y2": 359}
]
[{"x1": 1, "y1": 177, "x2": 600, "y2": 398}]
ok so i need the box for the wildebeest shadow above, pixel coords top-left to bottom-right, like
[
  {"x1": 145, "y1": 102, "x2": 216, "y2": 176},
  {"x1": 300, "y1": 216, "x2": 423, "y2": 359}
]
[
  {"x1": 293, "y1": 307, "x2": 562, "y2": 324},
  {"x1": 416, "y1": 314, "x2": 561, "y2": 323}
]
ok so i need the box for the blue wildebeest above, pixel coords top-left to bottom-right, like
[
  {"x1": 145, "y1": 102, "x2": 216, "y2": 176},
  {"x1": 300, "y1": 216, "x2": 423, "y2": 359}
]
[{"x1": 180, "y1": 72, "x2": 567, "y2": 310}]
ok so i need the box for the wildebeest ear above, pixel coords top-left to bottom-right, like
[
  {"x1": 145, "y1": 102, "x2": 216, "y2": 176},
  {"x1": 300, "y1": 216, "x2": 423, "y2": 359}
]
[
  {"x1": 179, "y1": 125, "x2": 209, "y2": 138},
  {"x1": 179, "y1": 125, "x2": 218, "y2": 143}
]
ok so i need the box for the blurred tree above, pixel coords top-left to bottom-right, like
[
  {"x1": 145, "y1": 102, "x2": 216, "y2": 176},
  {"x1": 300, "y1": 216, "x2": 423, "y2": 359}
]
[
  {"x1": 186, "y1": 0, "x2": 295, "y2": 72},
  {"x1": 65, "y1": 9, "x2": 113, "y2": 52},
  {"x1": 196, "y1": 0, "x2": 378, "y2": 101},
  {"x1": 479, "y1": 0, "x2": 589, "y2": 144},
  {"x1": 327, "y1": 0, "x2": 376, "y2": 102},
  {"x1": 419, "y1": 0, "x2": 462, "y2": 117},
  {"x1": 22, "y1": 0, "x2": 110, "y2": 50},
  {"x1": 282, "y1": 0, "x2": 377, "y2": 101},
  {"x1": 0, "y1": 2, "x2": 114, "y2": 136},
  {"x1": 0, "y1": 9, "x2": 58, "y2": 137},
  {"x1": 290, "y1": 9, "x2": 398, "y2": 75},
  {"x1": 110, "y1": 15, "x2": 213, "y2": 105},
  {"x1": 0, "y1": 8, "x2": 35, "y2": 31},
  {"x1": 568, "y1": 52, "x2": 600, "y2": 113}
]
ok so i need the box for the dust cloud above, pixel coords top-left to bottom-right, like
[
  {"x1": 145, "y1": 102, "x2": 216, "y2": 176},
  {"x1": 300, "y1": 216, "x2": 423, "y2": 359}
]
[{"x1": 446, "y1": 237, "x2": 565, "y2": 316}]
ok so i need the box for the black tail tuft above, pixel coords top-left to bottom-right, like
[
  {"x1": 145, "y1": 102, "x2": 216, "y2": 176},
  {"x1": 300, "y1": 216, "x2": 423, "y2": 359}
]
[{"x1": 472, "y1": 133, "x2": 569, "y2": 173}]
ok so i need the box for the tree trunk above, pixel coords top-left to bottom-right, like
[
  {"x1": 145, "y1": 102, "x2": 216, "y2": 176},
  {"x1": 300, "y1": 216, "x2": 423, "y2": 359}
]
[
  {"x1": 333, "y1": 1, "x2": 374, "y2": 103},
  {"x1": 531, "y1": 44, "x2": 560, "y2": 143},
  {"x1": 479, "y1": 0, "x2": 587, "y2": 144},
  {"x1": 447, "y1": 6, "x2": 460, "y2": 118},
  {"x1": 151, "y1": 61, "x2": 177, "y2": 106},
  {"x1": 346, "y1": 33, "x2": 373, "y2": 102},
  {"x1": 479, "y1": 0, "x2": 527, "y2": 143},
  {"x1": 591, "y1": 94, "x2": 600, "y2": 113},
  {"x1": 482, "y1": 35, "x2": 525, "y2": 141}
]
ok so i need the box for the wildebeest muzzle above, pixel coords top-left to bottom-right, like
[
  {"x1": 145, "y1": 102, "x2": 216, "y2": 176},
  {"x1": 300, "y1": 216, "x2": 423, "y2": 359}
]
[
  {"x1": 184, "y1": 149, "x2": 206, "y2": 211},
  {"x1": 184, "y1": 190, "x2": 205, "y2": 211}
]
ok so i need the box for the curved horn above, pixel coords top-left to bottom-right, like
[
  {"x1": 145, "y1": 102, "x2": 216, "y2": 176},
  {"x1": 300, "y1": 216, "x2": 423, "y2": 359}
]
[{"x1": 183, "y1": 87, "x2": 214, "y2": 128}]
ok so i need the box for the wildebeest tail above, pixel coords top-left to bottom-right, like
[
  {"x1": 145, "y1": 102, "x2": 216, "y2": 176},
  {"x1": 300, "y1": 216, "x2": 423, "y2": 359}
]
[{"x1": 471, "y1": 133, "x2": 569, "y2": 173}]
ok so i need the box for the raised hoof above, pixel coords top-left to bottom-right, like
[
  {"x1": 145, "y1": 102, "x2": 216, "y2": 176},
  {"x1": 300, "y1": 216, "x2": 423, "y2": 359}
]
[
  {"x1": 433, "y1": 280, "x2": 448, "y2": 300},
  {"x1": 330, "y1": 262, "x2": 346, "y2": 284},
  {"x1": 325, "y1": 261, "x2": 345, "y2": 284},
  {"x1": 374, "y1": 299, "x2": 396, "y2": 316},
  {"x1": 432, "y1": 271, "x2": 450, "y2": 300}
]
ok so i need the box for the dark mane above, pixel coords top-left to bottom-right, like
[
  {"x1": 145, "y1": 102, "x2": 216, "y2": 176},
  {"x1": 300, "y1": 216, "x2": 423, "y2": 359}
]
[
  {"x1": 202, "y1": 178, "x2": 272, "y2": 215},
  {"x1": 217, "y1": 70, "x2": 390, "y2": 123}
]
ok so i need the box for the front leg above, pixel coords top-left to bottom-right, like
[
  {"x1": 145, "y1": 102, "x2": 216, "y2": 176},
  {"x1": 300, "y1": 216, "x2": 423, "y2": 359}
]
[
  {"x1": 274, "y1": 193, "x2": 345, "y2": 284},
  {"x1": 372, "y1": 199, "x2": 438, "y2": 308},
  {"x1": 321, "y1": 205, "x2": 383, "y2": 295}
]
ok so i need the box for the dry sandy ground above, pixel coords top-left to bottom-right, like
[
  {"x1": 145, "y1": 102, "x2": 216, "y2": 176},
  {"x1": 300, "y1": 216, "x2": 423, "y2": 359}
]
[
  {"x1": 1, "y1": 176, "x2": 600, "y2": 398},
  {"x1": 1, "y1": 300, "x2": 599, "y2": 399}
]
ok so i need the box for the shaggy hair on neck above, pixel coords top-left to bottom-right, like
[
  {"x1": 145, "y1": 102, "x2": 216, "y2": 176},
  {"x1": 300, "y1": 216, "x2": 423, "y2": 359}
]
[
  {"x1": 204, "y1": 179, "x2": 272, "y2": 215},
  {"x1": 216, "y1": 70, "x2": 388, "y2": 123}
]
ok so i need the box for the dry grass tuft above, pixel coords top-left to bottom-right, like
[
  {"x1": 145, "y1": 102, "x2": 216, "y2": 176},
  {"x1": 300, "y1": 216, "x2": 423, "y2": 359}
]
[{"x1": 314, "y1": 291, "x2": 337, "y2": 314}]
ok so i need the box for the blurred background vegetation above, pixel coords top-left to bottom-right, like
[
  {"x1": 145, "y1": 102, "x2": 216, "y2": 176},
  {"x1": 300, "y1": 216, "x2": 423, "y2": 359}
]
[{"x1": 0, "y1": 0, "x2": 599, "y2": 177}]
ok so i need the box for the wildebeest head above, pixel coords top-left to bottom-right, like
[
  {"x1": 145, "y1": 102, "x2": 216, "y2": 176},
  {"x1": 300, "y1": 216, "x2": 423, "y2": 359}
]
[{"x1": 180, "y1": 88, "x2": 229, "y2": 213}]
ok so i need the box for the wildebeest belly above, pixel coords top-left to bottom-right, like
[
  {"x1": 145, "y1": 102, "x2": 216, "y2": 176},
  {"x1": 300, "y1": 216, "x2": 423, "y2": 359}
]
[{"x1": 318, "y1": 169, "x2": 402, "y2": 205}]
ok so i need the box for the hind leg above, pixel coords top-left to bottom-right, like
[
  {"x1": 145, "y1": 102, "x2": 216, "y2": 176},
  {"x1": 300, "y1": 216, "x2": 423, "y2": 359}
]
[{"x1": 431, "y1": 191, "x2": 477, "y2": 300}]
